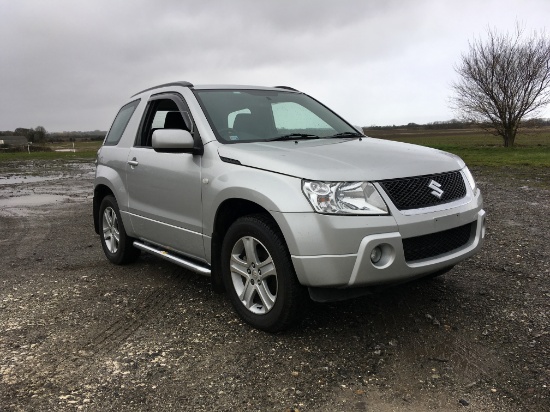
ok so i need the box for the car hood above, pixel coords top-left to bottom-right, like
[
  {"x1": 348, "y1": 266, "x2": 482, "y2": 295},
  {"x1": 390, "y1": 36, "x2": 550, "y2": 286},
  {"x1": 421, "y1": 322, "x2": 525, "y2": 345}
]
[{"x1": 217, "y1": 138, "x2": 465, "y2": 181}]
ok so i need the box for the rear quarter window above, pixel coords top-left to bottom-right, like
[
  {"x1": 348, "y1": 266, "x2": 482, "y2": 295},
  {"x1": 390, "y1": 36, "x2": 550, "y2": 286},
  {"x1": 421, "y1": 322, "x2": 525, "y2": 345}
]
[{"x1": 104, "y1": 99, "x2": 140, "y2": 145}]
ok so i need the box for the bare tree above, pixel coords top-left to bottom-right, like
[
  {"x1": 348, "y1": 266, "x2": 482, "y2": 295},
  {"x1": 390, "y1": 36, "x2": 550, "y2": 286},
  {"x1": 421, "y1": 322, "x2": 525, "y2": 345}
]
[{"x1": 451, "y1": 27, "x2": 550, "y2": 147}]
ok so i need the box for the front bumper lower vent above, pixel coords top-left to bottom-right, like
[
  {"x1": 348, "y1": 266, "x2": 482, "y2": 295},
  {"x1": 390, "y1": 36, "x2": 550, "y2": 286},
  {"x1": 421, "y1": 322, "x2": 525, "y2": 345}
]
[{"x1": 402, "y1": 222, "x2": 474, "y2": 262}]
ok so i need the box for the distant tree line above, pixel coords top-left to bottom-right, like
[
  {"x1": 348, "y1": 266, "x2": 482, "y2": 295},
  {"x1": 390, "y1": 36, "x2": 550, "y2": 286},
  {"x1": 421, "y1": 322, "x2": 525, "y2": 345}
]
[
  {"x1": 0, "y1": 127, "x2": 106, "y2": 143},
  {"x1": 49, "y1": 130, "x2": 106, "y2": 142},
  {"x1": 364, "y1": 117, "x2": 550, "y2": 131}
]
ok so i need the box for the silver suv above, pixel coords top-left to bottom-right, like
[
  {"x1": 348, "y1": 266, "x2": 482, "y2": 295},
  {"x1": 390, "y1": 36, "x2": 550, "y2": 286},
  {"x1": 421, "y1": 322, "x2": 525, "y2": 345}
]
[{"x1": 93, "y1": 81, "x2": 485, "y2": 332}]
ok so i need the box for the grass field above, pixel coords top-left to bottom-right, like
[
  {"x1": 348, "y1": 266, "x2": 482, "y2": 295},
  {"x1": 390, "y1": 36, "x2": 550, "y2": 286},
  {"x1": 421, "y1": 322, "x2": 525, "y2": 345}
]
[
  {"x1": 365, "y1": 127, "x2": 550, "y2": 167},
  {"x1": 0, "y1": 140, "x2": 102, "y2": 161},
  {"x1": 1, "y1": 128, "x2": 549, "y2": 168}
]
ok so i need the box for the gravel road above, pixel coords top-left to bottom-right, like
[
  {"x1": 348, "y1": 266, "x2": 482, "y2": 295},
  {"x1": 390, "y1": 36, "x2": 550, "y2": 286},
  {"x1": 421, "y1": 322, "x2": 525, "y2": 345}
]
[{"x1": 0, "y1": 159, "x2": 548, "y2": 411}]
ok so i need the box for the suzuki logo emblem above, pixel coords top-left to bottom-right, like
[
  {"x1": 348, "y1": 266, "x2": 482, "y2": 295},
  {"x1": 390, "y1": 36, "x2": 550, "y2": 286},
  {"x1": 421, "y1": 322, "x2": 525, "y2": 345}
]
[{"x1": 428, "y1": 180, "x2": 444, "y2": 198}]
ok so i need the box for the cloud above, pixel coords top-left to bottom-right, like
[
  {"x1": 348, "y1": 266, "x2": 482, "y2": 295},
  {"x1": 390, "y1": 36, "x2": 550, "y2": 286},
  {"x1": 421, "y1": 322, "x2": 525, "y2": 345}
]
[{"x1": 0, "y1": 0, "x2": 549, "y2": 131}]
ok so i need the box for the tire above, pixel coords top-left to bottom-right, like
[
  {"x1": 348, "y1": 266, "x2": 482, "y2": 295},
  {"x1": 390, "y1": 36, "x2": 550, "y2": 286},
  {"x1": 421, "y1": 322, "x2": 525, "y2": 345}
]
[
  {"x1": 221, "y1": 214, "x2": 305, "y2": 332},
  {"x1": 99, "y1": 195, "x2": 140, "y2": 265}
]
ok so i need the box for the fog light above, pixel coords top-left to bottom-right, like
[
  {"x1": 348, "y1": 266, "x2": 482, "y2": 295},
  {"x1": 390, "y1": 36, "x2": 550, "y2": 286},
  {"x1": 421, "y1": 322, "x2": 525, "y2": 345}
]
[{"x1": 370, "y1": 246, "x2": 382, "y2": 263}]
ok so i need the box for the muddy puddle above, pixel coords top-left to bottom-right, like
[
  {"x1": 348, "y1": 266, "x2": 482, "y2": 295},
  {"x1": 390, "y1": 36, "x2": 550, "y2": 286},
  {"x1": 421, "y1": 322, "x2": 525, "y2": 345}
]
[
  {"x1": 0, "y1": 194, "x2": 70, "y2": 207},
  {"x1": 0, "y1": 159, "x2": 94, "y2": 215},
  {"x1": 0, "y1": 175, "x2": 65, "y2": 185}
]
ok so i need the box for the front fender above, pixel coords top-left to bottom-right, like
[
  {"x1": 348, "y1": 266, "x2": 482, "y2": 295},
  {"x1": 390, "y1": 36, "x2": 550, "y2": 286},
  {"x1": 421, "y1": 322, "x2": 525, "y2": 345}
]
[{"x1": 201, "y1": 162, "x2": 310, "y2": 237}]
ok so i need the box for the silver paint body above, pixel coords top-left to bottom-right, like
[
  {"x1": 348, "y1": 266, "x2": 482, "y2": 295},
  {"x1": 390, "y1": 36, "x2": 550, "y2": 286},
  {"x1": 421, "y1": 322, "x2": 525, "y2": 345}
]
[{"x1": 95, "y1": 84, "x2": 485, "y2": 288}]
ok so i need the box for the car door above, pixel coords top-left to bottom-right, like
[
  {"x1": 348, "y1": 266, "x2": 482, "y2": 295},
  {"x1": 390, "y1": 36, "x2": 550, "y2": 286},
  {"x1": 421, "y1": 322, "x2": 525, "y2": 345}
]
[{"x1": 125, "y1": 93, "x2": 205, "y2": 260}]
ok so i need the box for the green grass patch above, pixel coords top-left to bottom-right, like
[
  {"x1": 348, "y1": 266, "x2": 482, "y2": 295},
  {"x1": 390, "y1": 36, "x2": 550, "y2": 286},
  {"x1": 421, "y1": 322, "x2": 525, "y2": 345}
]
[
  {"x1": 48, "y1": 141, "x2": 103, "y2": 151},
  {"x1": 419, "y1": 145, "x2": 549, "y2": 167},
  {"x1": 369, "y1": 128, "x2": 550, "y2": 167},
  {"x1": 0, "y1": 141, "x2": 101, "y2": 162}
]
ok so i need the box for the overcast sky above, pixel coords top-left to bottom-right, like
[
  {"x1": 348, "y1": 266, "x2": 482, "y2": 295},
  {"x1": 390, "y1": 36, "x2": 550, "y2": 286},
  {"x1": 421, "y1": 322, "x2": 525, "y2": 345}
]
[{"x1": 1, "y1": 0, "x2": 549, "y2": 132}]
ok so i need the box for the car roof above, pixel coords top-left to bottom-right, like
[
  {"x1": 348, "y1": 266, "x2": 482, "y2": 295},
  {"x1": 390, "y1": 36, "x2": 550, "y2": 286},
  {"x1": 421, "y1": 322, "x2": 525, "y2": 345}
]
[{"x1": 132, "y1": 81, "x2": 298, "y2": 97}]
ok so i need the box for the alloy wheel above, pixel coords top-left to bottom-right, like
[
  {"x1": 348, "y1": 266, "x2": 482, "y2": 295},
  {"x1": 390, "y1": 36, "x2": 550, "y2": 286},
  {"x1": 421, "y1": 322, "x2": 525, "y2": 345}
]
[
  {"x1": 102, "y1": 206, "x2": 120, "y2": 254},
  {"x1": 230, "y1": 236, "x2": 278, "y2": 314}
]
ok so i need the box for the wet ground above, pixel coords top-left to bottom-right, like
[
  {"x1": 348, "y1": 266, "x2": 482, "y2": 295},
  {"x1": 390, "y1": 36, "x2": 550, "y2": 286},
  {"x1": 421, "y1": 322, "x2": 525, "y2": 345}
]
[
  {"x1": 0, "y1": 159, "x2": 548, "y2": 411},
  {"x1": 0, "y1": 160, "x2": 91, "y2": 213}
]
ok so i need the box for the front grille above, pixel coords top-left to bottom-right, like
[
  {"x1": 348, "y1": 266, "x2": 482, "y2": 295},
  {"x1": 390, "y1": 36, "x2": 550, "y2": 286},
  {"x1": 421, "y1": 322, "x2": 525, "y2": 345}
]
[
  {"x1": 379, "y1": 171, "x2": 466, "y2": 210},
  {"x1": 402, "y1": 222, "x2": 474, "y2": 262}
]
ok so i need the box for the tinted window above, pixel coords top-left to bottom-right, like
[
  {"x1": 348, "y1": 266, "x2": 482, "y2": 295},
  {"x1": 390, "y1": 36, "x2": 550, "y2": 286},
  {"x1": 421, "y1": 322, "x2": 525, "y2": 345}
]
[
  {"x1": 228, "y1": 108, "x2": 251, "y2": 128},
  {"x1": 104, "y1": 100, "x2": 140, "y2": 145}
]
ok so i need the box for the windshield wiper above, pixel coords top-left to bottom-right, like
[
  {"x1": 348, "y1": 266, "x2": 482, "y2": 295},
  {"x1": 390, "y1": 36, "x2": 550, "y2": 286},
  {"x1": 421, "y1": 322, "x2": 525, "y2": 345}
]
[
  {"x1": 267, "y1": 133, "x2": 320, "y2": 141},
  {"x1": 327, "y1": 131, "x2": 363, "y2": 138}
]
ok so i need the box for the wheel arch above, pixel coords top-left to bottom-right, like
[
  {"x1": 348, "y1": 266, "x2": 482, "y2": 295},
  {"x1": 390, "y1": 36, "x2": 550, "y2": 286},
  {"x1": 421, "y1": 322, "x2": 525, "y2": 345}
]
[
  {"x1": 209, "y1": 198, "x2": 286, "y2": 293},
  {"x1": 93, "y1": 184, "x2": 115, "y2": 234}
]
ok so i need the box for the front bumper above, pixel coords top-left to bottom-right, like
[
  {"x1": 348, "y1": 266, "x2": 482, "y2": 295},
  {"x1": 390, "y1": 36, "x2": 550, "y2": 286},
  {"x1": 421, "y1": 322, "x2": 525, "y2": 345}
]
[
  {"x1": 273, "y1": 186, "x2": 485, "y2": 288},
  {"x1": 291, "y1": 209, "x2": 485, "y2": 287}
]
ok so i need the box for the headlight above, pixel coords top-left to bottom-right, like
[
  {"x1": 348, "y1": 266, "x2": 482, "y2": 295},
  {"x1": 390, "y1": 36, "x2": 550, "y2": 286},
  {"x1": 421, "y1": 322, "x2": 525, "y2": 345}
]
[
  {"x1": 302, "y1": 180, "x2": 389, "y2": 215},
  {"x1": 462, "y1": 167, "x2": 477, "y2": 192}
]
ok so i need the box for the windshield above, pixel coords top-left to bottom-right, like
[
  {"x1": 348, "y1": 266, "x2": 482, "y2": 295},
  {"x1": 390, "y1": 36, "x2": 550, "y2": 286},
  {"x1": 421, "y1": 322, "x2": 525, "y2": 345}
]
[{"x1": 194, "y1": 89, "x2": 360, "y2": 143}]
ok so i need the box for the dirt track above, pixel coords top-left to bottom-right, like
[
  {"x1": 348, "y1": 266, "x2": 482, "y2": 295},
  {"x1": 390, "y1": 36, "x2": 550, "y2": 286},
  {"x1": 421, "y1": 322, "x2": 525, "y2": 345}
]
[{"x1": 0, "y1": 159, "x2": 548, "y2": 411}]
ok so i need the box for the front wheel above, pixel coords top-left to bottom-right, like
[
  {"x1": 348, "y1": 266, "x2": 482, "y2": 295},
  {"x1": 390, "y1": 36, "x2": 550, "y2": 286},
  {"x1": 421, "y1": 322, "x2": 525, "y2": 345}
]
[
  {"x1": 99, "y1": 195, "x2": 140, "y2": 265},
  {"x1": 221, "y1": 215, "x2": 305, "y2": 332}
]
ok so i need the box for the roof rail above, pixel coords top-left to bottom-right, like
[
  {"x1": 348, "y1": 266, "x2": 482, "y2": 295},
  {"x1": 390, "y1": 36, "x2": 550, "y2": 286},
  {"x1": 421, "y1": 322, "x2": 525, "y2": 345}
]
[
  {"x1": 274, "y1": 86, "x2": 299, "y2": 92},
  {"x1": 132, "y1": 81, "x2": 194, "y2": 97}
]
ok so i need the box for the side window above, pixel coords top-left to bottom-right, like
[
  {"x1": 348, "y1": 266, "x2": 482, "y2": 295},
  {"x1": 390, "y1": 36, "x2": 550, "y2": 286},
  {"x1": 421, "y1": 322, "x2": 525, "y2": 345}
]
[
  {"x1": 104, "y1": 99, "x2": 140, "y2": 145},
  {"x1": 138, "y1": 98, "x2": 190, "y2": 147},
  {"x1": 272, "y1": 102, "x2": 335, "y2": 137}
]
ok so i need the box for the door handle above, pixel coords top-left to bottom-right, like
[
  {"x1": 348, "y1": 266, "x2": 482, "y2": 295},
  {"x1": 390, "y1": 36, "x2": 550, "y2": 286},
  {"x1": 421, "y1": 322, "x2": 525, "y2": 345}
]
[{"x1": 127, "y1": 158, "x2": 139, "y2": 167}]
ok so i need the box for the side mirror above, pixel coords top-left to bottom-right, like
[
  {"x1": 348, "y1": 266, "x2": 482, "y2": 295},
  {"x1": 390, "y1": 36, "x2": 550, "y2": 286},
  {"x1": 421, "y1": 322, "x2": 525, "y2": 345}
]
[{"x1": 152, "y1": 129, "x2": 194, "y2": 151}]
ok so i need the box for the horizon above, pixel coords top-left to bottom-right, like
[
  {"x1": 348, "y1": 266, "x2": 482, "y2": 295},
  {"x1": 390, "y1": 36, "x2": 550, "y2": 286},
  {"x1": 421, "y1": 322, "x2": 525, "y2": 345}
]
[{"x1": 3, "y1": 116, "x2": 550, "y2": 135}]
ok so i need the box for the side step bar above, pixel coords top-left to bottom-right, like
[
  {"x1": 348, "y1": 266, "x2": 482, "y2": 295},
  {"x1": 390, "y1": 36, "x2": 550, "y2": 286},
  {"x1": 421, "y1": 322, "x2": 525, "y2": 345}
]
[{"x1": 133, "y1": 241, "x2": 211, "y2": 276}]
